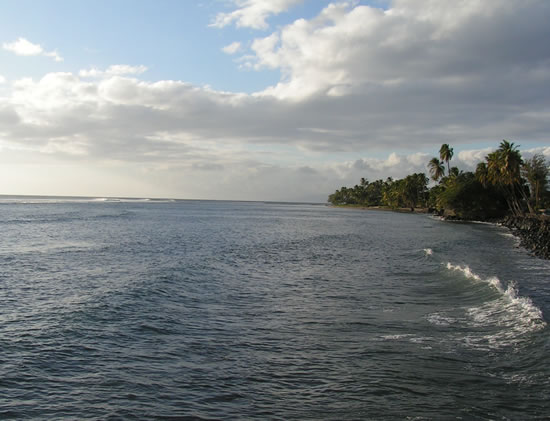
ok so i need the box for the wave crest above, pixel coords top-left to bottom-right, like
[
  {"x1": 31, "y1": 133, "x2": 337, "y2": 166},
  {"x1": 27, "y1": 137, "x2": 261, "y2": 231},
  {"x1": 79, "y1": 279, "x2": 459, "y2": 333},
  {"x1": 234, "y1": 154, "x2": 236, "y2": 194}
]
[{"x1": 444, "y1": 262, "x2": 546, "y2": 350}]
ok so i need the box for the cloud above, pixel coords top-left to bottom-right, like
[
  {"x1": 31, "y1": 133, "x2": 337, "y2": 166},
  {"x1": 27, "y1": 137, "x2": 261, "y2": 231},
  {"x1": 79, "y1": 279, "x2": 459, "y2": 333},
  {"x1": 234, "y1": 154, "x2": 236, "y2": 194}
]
[
  {"x1": 3, "y1": 37, "x2": 42, "y2": 55},
  {"x1": 348, "y1": 152, "x2": 424, "y2": 176},
  {"x1": 44, "y1": 50, "x2": 63, "y2": 62},
  {"x1": 79, "y1": 65, "x2": 148, "y2": 78},
  {"x1": 211, "y1": 0, "x2": 303, "y2": 29},
  {"x1": 0, "y1": 75, "x2": 5, "y2": 84},
  {"x1": 249, "y1": 0, "x2": 550, "y2": 101},
  {"x1": 222, "y1": 41, "x2": 242, "y2": 55},
  {"x1": 3, "y1": 37, "x2": 63, "y2": 62},
  {"x1": 457, "y1": 148, "x2": 494, "y2": 167},
  {"x1": 524, "y1": 146, "x2": 550, "y2": 160},
  {"x1": 1, "y1": 1, "x2": 550, "y2": 200}
]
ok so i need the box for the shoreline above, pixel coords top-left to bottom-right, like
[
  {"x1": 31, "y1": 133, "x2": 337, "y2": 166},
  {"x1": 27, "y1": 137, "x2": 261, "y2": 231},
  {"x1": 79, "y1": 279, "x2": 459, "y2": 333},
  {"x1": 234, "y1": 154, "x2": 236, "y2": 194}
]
[
  {"x1": 330, "y1": 204, "x2": 550, "y2": 260},
  {"x1": 501, "y1": 216, "x2": 550, "y2": 260},
  {"x1": 329, "y1": 204, "x2": 430, "y2": 214}
]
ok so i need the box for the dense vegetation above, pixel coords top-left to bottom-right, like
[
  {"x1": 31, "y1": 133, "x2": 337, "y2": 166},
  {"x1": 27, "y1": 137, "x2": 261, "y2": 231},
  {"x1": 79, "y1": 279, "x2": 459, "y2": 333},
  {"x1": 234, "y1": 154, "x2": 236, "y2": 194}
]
[{"x1": 328, "y1": 141, "x2": 550, "y2": 220}]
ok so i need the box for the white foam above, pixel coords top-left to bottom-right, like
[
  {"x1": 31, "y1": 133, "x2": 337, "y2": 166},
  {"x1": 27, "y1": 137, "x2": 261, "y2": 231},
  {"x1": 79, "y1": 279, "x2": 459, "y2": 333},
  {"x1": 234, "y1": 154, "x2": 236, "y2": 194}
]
[
  {"x1": 380, "y1": 334, "x2": 414, "y2": 340},
  {"x1": 427, "y1": 312, "x2": 457, "y2": 326},
  {"x1": 499, "y1": 232, "x2": 516, "y2": 238},
  {"x1": 446, "y1": 262, "x2": 481, "y2": 281},
  {"x1": 409, "y1": 336, "x2": 432, "y2": 344},
  {"x1": 469, "y1": 220, "x2": 497, "y2": 225},
  {"x1": 0, "y1": 196, "x2": 176, "y2": 205},
  {"x1": 423, "y1": 248, "x2": 433, "y2": 256},
  {"x1": 0, "y1": 197, "x2": 92, "y2": 204},
  {"x1": 445, "y1": 262, "x2": 546, "y2": 350}
]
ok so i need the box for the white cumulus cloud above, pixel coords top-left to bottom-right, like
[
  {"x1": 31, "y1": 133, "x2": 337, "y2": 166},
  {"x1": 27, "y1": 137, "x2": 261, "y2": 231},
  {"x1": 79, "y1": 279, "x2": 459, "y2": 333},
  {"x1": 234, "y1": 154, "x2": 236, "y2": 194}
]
[
  {"x1": 44, "y1": 50, "x2": 63, "y2": 62},
  {"x1": 250, "y1": 0, "x2": 550, "y2": 101},
  {"x1": 3, "y1": 37, "x2": 42, "y2": 55},
  {"x1": 3, "y1": 37, "x2": 63, "y2": 62},
  {"x1": 222, "y1": 41, "x2": 242, "y2": 55},
  {"x1": 457, "y1": 148, "x2": 494, "y2": 167},
  {"x1": 211, "y1": 0, "x2": 303, "y2": 29},
  {"x1": 79, "y1": 65, "x2": 148, "y2": 78}
]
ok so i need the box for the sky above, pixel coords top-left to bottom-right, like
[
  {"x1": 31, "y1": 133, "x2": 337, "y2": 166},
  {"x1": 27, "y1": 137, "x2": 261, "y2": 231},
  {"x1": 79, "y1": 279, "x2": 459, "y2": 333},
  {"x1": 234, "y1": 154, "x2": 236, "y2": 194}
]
[{"x1": 1, "y1": 0, "x2": 550, "y2": 202}]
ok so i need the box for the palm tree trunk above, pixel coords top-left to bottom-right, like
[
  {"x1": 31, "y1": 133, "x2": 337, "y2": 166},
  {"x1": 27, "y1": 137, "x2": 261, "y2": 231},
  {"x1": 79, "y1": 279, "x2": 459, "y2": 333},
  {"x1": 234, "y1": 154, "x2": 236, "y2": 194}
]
[
  {"x1": 516, "y1": 183, "x2": 534, "y2": 214},
  {"x1": 535, "y1": 180, "x2": 540, "y2": 210},
  {"x1": 503, "y1": 184, "x2": 523, "y2": 216}
]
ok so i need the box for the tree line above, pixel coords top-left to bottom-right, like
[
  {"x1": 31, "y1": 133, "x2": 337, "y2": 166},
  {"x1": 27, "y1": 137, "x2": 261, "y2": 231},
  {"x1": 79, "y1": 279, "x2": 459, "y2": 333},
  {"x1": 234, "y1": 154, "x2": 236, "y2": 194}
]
[{"x1": 328, "y1": 141, "x2": 550, "y2": 220}]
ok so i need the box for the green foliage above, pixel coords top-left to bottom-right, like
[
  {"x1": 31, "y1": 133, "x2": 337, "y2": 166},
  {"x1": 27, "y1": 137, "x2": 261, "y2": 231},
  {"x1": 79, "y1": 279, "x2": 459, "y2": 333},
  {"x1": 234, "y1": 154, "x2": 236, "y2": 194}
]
[
  {"x1": 328, "y1": 174, "x2": 427, "y2": 210},
  {"x1": 436, "y1": 172, "x2": 508, "y2": 219},
  {"x1": 522, "y1": 154, "x2": 549, "y2": 210},
  {"x1": 485, "y1": 140, "x2": 532, "y2": 215},
  {"x1": 428, "y1": 157, "x2": 445, "y2": 181},
  {"x1": 439, "y1": 144, "x2": 454, "y2": 173},
  {"x1": 401, "y1": 173, "x2": 429, "y2": 210},
  {"x1": 475, "y1": 162, "x2": 489, "y2": 187},
  {"x1": 328, "y1": 179, "x2": 389, "y2": 206},
  {"x1": 328, "y1": 141, "x2": 549, "y2": 220}
]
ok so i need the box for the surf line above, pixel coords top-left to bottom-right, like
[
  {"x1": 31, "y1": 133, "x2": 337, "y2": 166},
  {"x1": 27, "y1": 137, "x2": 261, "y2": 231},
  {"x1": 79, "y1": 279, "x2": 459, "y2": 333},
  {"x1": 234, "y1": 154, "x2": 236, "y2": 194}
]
[{"x1": 445, "y1": 262, "x2": 546, "y2": 328}]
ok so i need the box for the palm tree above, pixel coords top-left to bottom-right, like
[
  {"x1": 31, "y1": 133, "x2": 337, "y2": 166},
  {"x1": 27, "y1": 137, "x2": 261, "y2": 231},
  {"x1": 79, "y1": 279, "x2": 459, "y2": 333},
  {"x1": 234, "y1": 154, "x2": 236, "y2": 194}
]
[
  {"x1": 439, "y1": 144, "x2": 454, "y2": 174},
  {"x1": 486, "y1": 140, "x2": 531, "y2": 215},
  {"x1": 428, "y1": 157, "x2": 445, "y2": 182},
  {"x1": 448, "y1": 167, "x2": 460, "y2": 178},
  {"x1": 475, "y1": 162, "x2": 489, "y2": 188},
  {"x1": 522, "y1": 154, "x2": 549, "y2": 210},
  {"x1": 401, "y1": 173, "x2": 428, "y2": 211},
  {"x1": 498, "y1": 140, "x2": 522, "y2": 184}
]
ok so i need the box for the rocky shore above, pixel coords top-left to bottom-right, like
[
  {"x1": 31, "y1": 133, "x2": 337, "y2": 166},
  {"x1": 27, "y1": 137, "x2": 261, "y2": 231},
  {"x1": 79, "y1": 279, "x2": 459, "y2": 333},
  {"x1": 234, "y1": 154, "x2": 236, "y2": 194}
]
[{"x1": 501, "y1": 216, "x2": 550, "y2": 260}]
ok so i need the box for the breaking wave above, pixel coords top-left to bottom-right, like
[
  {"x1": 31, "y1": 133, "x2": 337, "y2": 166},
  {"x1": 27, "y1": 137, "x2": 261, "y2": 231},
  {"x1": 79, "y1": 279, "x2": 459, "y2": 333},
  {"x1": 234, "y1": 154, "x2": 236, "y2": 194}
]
[
  {"x1": 445, "y1": 262, "x2": 546, "y2": 350},
  {"x1": 0, "y1": 195, "x2": 176, "y2": 204}
]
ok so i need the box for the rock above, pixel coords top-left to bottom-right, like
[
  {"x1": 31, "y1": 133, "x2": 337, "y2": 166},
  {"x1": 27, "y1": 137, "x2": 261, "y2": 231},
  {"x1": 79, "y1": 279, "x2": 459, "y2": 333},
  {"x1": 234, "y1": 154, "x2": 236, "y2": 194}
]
[{"x1": 501, "y1": 216, "x2": 550, "y2": 260}]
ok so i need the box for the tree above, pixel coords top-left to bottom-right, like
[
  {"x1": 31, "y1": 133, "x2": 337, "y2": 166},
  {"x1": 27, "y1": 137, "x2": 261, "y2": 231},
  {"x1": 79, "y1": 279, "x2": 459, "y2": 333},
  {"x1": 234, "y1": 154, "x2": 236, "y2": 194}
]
[
  {"x1": 522, "y1": 154, "x2": 549, "y2": 210},
  {"x1": 475, "y1": 162, "x2": 489, "y2": 188},
  {"x1": 439, "y1": 144, "x2": 454, "y2": 174},
  {"x1": 448, "y1": 166, "x2": 460, "y2": 179},
  {"x1": 437, "y1": 171, "x2": 507, "y2": 220},
  {"x1": 428, "y1": 157, "x2": 445, "y2": 182},
  {"x1": 486, "y1": 140, "x2": 532, "y2": 215},
  {"x1": 402, "y1": 173, "x2": 429, "y2": 211},
  {"x1": 365, "y1": 179, "x2": 385, "y2": 206},
  {"x1": 428, "y1": 183, "x2": 446, "y2": 212},
  {"x1": 382, "y1": 179, "x2": 403, "y2": 209},
  {"x1": 328, "y1": 140, "x2": 546, "y2": 219}
]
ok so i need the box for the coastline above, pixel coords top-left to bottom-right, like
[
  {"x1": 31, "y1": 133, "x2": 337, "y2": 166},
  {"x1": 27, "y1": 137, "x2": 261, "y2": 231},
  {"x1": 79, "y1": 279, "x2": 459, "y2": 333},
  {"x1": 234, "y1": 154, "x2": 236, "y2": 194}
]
[
  {"x1": 330, "y1": 204, "x2": 550, "y2": 260},
  {"x1": 501, "y1": 216, "x2": 550, "y2": 260},
  {"x1": 329, "y1": 204, "x2": 430, "y2": 214},
  {"x1": 443, "y1": 214, "x2": 550, "y2": 260}
]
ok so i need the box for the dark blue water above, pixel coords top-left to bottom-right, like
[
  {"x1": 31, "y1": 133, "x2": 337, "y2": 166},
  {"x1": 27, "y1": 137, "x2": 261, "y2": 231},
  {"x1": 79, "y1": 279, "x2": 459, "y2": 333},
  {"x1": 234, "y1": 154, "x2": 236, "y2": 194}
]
[{"x1": 0, "y1": 198, "x2": 548, "y2": 419}]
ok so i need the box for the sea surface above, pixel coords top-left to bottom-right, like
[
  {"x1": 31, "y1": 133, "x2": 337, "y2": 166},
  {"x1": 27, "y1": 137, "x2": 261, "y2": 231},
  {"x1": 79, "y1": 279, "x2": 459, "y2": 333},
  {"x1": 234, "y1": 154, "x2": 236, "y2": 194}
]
[{"x1": 0, "y1": 197, "x2": 549, "y2": 420}]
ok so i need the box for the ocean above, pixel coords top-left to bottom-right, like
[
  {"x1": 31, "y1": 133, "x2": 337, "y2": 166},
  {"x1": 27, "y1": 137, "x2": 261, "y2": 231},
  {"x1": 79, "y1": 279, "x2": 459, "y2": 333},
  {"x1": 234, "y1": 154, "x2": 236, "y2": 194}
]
[{"x1": 0, "y1": 197, "x2": 548, "y2": 420}]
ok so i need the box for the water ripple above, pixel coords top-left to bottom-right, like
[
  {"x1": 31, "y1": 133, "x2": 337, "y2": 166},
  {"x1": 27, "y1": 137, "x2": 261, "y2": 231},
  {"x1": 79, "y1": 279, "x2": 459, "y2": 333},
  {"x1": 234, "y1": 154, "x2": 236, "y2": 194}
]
[{"x1": 0, "y1": 201, "x2": 549, "y2": 419}]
